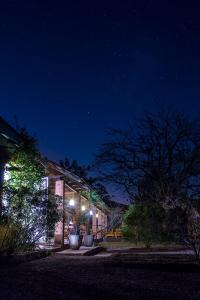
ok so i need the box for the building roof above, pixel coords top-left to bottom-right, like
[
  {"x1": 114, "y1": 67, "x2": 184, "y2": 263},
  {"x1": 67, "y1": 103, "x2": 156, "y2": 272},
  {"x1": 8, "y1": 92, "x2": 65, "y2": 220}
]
[
  {"x1": 0, "y1": 116, "x2": 21, "y2": 158},
  {"x1": 47, "y1": 160, "x2": 110, "y2": 213},
  {"x1": 47, "y1": 160, "x2": 90, "y2": 192}
]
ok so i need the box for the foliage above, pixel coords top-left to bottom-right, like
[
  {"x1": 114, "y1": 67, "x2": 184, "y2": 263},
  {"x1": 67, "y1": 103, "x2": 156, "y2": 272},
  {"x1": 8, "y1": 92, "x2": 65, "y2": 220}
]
[
  {"x1": 122, "y1": 203, "x2": 167, "y2": 248},
  {"x1": 0, "y1": 224, "x2": 12, "y2": 254},
  {"x1": 122, "y1": 224, "x2": 135, "y2": 240},
  {"x1": 95, "y1": 109, "x2": 200, "y2": 244},
  {"x1": 5, "y1": 128, "x2": 44, "y2": 192},
  {"x1": 164, "y1": 206, "x2": 187, "y2": 242},
  {"x1": 0, "y1": 221, "x2": 39, "y2": 255},
  {"x1": 81, "y1": 189, "x2": 108, "y2": 212},
  {"x1": 59, "y1": 158, "x2": 92, "y2": 182},
  {"x1": 2, "y1": 128, "x2": 60, "y2": 253},
  {"x1": 46, "y1": 195, "x2": 62, "y2": 237},
  {"x1": 68, "y1": 211, "x2": 88, "y2": 235},
  {"x1": 91, "y1": 182, "x2": 111, "y2": 205}
]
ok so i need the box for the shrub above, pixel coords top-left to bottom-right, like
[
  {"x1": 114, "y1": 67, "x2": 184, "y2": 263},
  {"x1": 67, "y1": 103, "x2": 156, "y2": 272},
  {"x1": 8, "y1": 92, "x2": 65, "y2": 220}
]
[
  {"x1": 123, "y1": 203, "x2": 166, "y2": 248},
  {"x1": 0, "y1": 221, "x2": 38, "y2": 255},
  {"x1": 0, "y1": 225, "x2": 12, "y2": 253}
]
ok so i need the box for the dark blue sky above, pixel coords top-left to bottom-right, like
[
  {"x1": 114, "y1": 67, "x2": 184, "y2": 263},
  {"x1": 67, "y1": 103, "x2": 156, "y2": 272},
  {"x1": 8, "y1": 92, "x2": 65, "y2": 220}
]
[{"x1": 1, "y1": 1, "x2": 200, "y2": 165}]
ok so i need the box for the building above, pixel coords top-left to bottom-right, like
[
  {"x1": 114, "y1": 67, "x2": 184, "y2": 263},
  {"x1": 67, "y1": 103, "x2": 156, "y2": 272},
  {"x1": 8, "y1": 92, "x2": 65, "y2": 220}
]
[
  {"x1": 0, "y1": 116, "x2": 109, "y2": 246},
  {"x1": 46, "y1": 161, "x2": 108, "y2": 245}
]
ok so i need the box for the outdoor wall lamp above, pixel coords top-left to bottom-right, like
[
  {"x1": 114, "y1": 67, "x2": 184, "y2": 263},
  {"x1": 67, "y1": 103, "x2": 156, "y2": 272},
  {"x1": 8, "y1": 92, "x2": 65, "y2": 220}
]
[
  {"x1": 81, "y1": 205, "x2": 86, "y2": 211},
  {"x1": 96, "y1": 213, "x2": 98, "y2": 218},
  {"x1": 89, "y1": 210, "x2": 93, "y2": 216},
  {"x1": 69, "y1": 199, "x2": 75, "y2": 206}
]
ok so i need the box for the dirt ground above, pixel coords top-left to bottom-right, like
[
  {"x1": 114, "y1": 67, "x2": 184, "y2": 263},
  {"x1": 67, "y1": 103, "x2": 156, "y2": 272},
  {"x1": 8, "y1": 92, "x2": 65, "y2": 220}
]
[{"x1": 0, "y1": 255, "x2": 200, "y2": 300}]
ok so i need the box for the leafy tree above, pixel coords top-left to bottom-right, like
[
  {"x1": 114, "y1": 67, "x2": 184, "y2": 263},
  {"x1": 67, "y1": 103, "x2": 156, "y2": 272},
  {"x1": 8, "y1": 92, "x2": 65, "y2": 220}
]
[
  {"x1": 2, "y1": 129, "x2": 60, "y2": 253},
  {"x1": 3, "y1": 129, "x2": 43, "y2": 215}
]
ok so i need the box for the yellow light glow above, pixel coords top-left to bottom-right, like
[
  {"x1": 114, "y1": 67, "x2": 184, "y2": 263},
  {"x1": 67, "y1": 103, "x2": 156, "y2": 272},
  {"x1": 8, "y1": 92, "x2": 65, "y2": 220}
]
[
  {"x1": 81, "y1": 205, "x2": 86, "y2": 211},
  {"x1": 96, "y1": 213, "x2": 98, "y2": 218}
]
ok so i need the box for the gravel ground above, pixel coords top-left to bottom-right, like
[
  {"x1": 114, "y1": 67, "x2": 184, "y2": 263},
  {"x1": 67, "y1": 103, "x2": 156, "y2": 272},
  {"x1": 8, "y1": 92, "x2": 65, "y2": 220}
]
[{"x1": 0, "y1": 255, "x2": 200, "y2": 300}]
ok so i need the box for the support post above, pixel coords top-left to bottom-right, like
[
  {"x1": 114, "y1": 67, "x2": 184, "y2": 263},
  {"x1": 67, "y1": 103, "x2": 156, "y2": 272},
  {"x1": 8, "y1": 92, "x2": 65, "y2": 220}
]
[{"x1": 62, "y1": 181, "x2": 65, "y2": 248}]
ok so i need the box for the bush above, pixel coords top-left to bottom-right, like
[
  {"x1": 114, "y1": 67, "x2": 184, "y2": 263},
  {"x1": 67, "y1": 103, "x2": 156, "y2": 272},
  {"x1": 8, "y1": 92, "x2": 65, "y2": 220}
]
[
  {"x1": 123, "y1": 203, "x2": 167, "y2": 248},
  {"x1": 122, "y1": 224, "x2": 133, "y2": 238},
  {"x1": 0, "y1": 225, "x2": 12, "y2": 253},
  {"x1": 0, "y1": 222, "x2": 37, "y2": 255}
]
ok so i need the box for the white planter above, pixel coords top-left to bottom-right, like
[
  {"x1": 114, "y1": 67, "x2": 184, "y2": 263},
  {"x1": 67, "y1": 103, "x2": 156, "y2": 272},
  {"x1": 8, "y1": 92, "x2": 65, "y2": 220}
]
[
  {"x1": 69, "y1": 235, "x2": 82, "y2": 250},
  {"x1": 83, "y1": 235, "x2": 94, "y2": 247}
]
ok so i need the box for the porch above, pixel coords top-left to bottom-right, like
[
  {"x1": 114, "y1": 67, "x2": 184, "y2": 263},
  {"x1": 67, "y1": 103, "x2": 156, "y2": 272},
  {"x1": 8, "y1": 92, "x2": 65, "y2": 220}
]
[{"x1": 47, "y1": 161, "x2": 108, "y2": 247}]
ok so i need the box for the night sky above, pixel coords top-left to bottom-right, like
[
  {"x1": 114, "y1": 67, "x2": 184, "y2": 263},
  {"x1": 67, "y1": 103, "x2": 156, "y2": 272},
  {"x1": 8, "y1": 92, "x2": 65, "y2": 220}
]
[{"x1": 1, "y1": 1, "x2": 200, "y2": 165}]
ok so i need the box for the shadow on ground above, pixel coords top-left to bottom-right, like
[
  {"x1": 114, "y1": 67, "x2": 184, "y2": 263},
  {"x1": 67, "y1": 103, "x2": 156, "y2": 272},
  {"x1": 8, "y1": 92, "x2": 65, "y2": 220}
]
[{"x1": 0, "y1": 255, "x2": 200, "y2": 300}]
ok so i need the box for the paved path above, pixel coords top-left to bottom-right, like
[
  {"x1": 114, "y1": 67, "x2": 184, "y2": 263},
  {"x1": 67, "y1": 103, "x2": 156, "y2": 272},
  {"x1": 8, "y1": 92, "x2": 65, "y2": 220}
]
[
  {"x1": 56, "y1": 246, "x2": 95, "y2": 255},
  {"x1": 0, "y1": 255, "x2": 200, "y2": 299},
  {"x1": 112, "y1": 249, "x2": 194, "y2": 255},
  {"x1": 137, "y1": 250, "x2": 194, "y2": 255}
]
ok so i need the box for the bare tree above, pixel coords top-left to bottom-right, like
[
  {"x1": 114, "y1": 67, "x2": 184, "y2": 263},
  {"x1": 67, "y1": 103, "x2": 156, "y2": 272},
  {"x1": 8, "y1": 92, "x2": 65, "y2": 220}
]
[{"x1": 95, "y1": 110, "x2": 200, "y2": 209}]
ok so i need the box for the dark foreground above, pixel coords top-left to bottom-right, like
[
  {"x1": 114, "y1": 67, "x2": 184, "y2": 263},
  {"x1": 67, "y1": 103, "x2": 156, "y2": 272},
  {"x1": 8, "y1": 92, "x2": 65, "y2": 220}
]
[{"x1": 0, "y1": 255, "x2": 200, "y2": 300}]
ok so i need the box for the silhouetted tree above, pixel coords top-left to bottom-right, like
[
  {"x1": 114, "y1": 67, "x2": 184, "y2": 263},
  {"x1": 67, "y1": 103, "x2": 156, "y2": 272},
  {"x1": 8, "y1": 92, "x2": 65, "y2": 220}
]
[
  {"x1": 95, "y1": 110, "x2": 200, "y2": 211},
  {"x1": 59, "y1": 158, "x2": 90, "y2": 181}
]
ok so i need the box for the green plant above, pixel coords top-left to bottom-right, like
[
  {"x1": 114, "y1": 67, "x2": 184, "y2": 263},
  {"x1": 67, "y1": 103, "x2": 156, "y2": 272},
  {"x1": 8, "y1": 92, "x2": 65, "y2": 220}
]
[
  {"x1": 2, "y1": 129, "x2": 61, "y2": 253},
  {"x1": 0, "y1": 221, "x2": 37, "y2": 255},
  {"x1": 81, "y1": 190, "x2": 108, "y2": 212},
  {"x1": 123, "y1": 203, "x2": 166, "y2": 248}
]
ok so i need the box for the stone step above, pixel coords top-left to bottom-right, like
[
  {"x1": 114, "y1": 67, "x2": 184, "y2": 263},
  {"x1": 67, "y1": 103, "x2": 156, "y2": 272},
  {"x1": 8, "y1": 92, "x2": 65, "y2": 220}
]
[{"x1": 56, "y1": 246, "x2": 105, "y2": 256}]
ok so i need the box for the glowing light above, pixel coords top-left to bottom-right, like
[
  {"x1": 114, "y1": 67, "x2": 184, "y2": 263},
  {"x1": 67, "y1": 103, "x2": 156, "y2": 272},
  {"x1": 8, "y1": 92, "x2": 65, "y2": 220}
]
[
  {"x1": 69, "y1": 221, "x2": 73, "y2": 228},
  {"x1": 96, "y1": 213, "x2": 98, "y2": 218},
  {"x1": 69, "y1": 199, "x2": 75, "y2": 206},
  {"x1": 3, "y1": 164, "x2": 10, "y2": 181},
  {"x1": 81, "y1": 205, "x2": 86, "y2": 211},
  {"x1": 89, "y1": 210, "x2": 93, "y2": 216}
]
